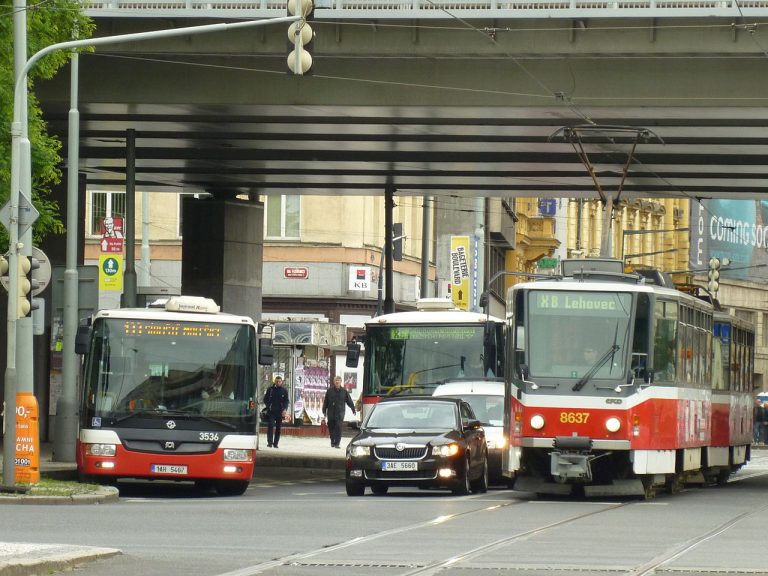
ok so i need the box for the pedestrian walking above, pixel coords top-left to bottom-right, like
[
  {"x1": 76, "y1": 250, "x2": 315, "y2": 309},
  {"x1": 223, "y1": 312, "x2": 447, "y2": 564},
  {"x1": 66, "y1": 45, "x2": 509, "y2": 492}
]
[
  {"x1": 322, "y1": 376, "x2": 356, "y2": 448},
  {"x1": 264, "y1": 376, "x2": 289, "y2": 448}
]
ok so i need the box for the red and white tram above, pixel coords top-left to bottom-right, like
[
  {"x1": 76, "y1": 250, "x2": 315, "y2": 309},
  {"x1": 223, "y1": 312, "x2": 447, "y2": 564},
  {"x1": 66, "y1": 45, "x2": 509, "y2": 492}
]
[{"x1": 502, "y1": 259, "x2": 755, "y2": 498}]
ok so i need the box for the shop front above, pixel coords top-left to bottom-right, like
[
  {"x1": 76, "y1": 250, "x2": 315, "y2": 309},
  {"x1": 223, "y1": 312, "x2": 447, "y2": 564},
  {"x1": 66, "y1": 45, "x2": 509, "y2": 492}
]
[{"x1": 262, "y1": 321, "x2": 347, "y2": 427}]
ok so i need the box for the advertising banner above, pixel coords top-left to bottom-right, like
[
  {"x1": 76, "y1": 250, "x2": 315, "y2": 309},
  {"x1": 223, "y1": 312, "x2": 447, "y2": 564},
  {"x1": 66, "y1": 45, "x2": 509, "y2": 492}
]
[
  {"x1": 99, "y1": 254, "x2": 124, "y2": 291},
  {"x1": 689, "y1": 199, "x2": 768, "y2": 282},
  {"x1": 450, "y1": 236, "x2": 471, "y2": 310}
]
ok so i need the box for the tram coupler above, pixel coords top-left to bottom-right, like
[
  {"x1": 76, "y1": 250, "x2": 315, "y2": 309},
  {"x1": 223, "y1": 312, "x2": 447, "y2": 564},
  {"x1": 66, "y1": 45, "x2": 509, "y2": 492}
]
[{"x1": 550, "y1": 436, "x2": 594, "y2": 481}]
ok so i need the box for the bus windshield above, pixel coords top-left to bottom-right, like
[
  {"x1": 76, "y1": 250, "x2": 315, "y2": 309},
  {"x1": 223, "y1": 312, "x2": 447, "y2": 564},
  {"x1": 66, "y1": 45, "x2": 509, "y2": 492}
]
[
  {"x1": 364, "y1": 323, "x2": 501, "y2": 397},
  {"x1": 527, "y1": 290, "x2": 633, "y2": 380},
  {"x1": 82, "y1": 317, "x2": 257, "y2": 424}
]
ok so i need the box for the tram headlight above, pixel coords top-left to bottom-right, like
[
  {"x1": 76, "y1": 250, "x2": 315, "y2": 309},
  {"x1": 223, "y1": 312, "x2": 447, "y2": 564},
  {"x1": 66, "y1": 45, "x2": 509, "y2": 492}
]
[
  {"x1": 86, "y1": 443, "x2": 116, "y2": 457},
  {"x1": 432, "y1": 443, "x2": 460, "y2": 457},
  {"x1": 530, "y1": 414, "x2": 545, "y2": 430},
  {"x1": 605, "y1": 417, "x2": 622, "y2": 433},
  {"x1": 224, "y1": 449, "x2": 252, "y2": 462}
]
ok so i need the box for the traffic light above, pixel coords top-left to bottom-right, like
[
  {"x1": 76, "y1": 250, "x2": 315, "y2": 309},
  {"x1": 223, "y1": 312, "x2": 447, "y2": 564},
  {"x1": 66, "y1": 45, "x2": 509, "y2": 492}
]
[
  {"x1": 393, "y1": 222, "x2": 403, "y2": 262},
  {"x1": 708, "y1": 257, "x2": 720, "y2": 293},
  {"x1": 287, "y1": 0, "x2": 314, "y2": 75},
  {"x1": 16, "y1": 255, "x2": 40, "y2": 318}
]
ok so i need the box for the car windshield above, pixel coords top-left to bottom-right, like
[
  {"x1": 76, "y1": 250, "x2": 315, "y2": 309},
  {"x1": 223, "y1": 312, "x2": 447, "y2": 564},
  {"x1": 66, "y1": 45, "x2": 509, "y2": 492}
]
[{"x1": 366, "y1": 402, "x2": 457, "y2": 430}]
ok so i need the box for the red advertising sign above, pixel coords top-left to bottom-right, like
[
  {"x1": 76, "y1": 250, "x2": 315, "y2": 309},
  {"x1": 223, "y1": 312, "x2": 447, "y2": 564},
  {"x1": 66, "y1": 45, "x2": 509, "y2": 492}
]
[
  {"x1": 284, "y1": 267, "x2": 309, "y2": 279},
  {"x1": 100, "y1": 216, "x2": 124, "y2": 253}
]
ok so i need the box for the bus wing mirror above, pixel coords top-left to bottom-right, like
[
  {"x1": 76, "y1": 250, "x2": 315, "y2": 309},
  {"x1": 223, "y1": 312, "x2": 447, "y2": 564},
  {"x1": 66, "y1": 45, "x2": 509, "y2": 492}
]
[
  {"x1": 258, "y1": 338, "x2": 274, "y2": 366},
  {"x1": 74, "y1": 325, "x2": 91, "y2": 355},
  {"x1": 346, "y1": 342, "x2": 361, "y2": 368}
]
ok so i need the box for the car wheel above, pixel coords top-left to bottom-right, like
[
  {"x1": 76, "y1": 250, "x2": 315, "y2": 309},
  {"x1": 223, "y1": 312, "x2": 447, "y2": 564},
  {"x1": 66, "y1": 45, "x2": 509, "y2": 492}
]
[
  {"x1": 371, "y1": 484, "x2": 389, "y2": 495},
  {"x1": 214, "y1": 480, "x2": 249, "y2": 496},
  {"x1": 471, "y1": 455, "x2": 488, "y2": 494},
  {"x1": 452, "y1": 455, "x2": 472, "y2": 496},
  {"x1": 346, "y1": 480, "x2": 365, "y2": 496}
]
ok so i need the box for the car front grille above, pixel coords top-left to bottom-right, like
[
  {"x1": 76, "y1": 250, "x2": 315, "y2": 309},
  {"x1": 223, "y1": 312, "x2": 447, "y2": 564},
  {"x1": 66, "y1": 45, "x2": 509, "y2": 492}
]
[{"x1": 374, "y1": 447, "x2": 427, "y2": 460}]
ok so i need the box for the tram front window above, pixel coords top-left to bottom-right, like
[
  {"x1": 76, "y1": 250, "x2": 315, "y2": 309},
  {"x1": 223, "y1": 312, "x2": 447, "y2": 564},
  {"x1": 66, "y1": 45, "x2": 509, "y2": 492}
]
[{"x1": 527, "y1": 291, "x2": 632, "y2": 381}]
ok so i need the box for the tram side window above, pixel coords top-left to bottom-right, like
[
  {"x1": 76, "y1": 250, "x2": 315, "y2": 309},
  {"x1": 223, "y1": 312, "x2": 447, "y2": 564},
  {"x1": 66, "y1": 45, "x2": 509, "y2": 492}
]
[
  {"x1": 631, "y1": 294, "x2": 651, "y2": 378},
  {"x1": 653, "y1": 300, "x2": 677, "y2": 383}
]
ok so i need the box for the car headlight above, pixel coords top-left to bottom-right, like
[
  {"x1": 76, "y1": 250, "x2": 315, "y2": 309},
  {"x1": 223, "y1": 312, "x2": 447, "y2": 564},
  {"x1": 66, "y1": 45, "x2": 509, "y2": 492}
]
[
  {"x1": 85, "y1": 443, "x2": 116, "y2": 457},
  {"x1": 432, "y1": 443, "x2": 460, "y2": 457},
  {"x1": 349, "y1": 445, "x2": 370, "y2": 457},
  {"x1": 530, "y1": 414, "x2": 545, "y2": 430},
  {"x1": 605, "y1": 417, "x2": 622, "y2": 433},
  {"x1": 224, "y1": 449, "x2": 252, "y2": 462}
]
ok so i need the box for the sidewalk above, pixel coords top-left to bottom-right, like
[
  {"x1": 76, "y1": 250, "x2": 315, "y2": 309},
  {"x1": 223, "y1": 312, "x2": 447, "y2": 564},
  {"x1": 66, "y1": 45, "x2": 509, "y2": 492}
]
[{"x1": 0, "y1": 429, "x2": 350, "y2": 575}]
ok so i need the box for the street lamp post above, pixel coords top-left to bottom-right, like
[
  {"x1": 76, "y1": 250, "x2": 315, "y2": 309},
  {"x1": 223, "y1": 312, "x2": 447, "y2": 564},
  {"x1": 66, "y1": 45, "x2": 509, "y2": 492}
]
[{"x1": 2, "y1": 14, "x2": 300, "y2": 486}]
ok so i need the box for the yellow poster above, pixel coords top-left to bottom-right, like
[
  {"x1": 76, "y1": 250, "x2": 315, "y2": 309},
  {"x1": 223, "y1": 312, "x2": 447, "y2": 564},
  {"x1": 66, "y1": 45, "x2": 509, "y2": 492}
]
[
  {"x1": 99, "y1": 254, "x2": 124, "y2": 291},
  {"x1": 450, "y1": 236, "x2": 470, "y2": 311}
]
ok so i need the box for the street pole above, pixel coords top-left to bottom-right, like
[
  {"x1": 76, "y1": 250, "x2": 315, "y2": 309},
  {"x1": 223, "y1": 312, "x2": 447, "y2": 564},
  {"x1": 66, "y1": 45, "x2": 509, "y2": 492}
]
[
  {"x1": 6, "y1": 15, "x2": 301, "y2": 476},
  {"x1": 420, "y1": 196, "x2": 431, "y2": 298}
]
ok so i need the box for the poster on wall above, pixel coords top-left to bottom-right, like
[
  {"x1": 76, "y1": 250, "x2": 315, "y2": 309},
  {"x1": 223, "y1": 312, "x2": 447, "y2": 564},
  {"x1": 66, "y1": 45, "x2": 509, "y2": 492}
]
[
  {"x1": 689, "y1": 199, "x2": 768, "y2": 282},
  {"x1": 450, "y1": 236, "x2": 471, "y2": 310}
]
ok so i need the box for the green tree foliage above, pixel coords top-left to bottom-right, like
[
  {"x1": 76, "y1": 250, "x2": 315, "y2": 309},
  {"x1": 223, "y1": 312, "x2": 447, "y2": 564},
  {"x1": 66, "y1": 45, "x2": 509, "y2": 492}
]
[{"x1": 0, "y1": 1, "x2": 93, "y2": 251}]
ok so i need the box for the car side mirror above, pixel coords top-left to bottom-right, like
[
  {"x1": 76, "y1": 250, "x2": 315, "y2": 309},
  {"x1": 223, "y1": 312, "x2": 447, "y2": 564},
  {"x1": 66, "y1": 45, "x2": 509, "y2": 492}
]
[{"x1": 464, "y1": 419, "x2": 481, "y2": 430}]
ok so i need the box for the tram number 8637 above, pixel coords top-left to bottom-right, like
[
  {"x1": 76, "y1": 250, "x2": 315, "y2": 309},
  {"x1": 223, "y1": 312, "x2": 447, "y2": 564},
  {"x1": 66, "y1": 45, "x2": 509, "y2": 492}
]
[{"x1": 560, "y1": 412, "x2": 590, "y2": 424}]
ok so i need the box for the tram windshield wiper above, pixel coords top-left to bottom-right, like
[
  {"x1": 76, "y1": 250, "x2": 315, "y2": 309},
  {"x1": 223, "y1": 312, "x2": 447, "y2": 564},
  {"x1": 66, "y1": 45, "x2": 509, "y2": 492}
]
[{"x1": 572, "y1": 344, "x2": 620, "y2": 392}]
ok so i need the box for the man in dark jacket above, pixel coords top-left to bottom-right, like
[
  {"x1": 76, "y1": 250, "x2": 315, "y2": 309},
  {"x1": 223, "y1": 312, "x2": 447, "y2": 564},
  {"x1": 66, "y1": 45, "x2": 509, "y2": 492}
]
[
  {"x1": 322, "y1": 376, "x2": 356, "y2": 448},
  {"x1": 264, "y1": 376, "x2": 289, "y2": 448}
]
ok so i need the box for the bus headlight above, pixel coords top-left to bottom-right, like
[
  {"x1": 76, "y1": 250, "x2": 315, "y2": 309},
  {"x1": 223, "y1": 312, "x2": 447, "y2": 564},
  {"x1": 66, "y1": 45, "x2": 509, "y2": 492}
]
[
  {"x1": 86, "y1": 444, "x2": 116, "y2": 457},
  {"x1": 349, "y1": 445, "x2": 369, "y2": 457},
  {"x1": 432, "y1": 443, "x2": 460, "y2": 457},
  {"x1": 530, "y1": 414, "x2": 545, "y2": 430},
  {"x1": 224, "y1": 449, "x2": 252, "y2": 462},
  {"x1": 605, "y1": 417, "x2": 622, "y2": 433}
]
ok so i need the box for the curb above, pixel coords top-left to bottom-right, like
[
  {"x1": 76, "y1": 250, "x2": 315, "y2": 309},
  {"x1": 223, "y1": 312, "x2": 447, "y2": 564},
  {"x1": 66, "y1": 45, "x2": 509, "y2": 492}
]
[
  {"x1": 0, "y1": 546, "x2": 121, "y2": 576},
  {"x1": 0, "y1": 485, "x2": 119, "y2": 506}
]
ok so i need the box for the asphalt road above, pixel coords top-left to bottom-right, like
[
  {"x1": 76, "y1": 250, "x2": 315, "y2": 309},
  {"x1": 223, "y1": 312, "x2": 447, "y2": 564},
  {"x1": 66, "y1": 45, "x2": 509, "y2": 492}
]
[{"x1": 6, "y1": 456, "x2": 768, "y2": 576}]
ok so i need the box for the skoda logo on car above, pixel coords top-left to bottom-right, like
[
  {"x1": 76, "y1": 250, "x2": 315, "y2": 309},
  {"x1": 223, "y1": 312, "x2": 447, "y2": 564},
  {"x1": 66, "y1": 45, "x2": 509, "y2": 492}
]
[{"x1": 396, "y1": 443, "x2": 406, "y2": 452}]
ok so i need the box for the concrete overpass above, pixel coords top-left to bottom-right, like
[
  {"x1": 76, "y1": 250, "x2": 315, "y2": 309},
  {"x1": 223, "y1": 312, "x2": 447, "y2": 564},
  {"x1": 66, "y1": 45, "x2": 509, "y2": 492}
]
[{"x1": 34, "y1": 6, "x2": 768, "y2": 200}]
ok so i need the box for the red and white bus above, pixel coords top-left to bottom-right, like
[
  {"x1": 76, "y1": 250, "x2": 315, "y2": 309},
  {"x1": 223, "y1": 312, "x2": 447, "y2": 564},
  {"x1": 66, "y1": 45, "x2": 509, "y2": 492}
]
[
  {"x1": 75, "y1": 296, "x2": 272, "y2": 495},
  {"x1": 348, "y1": 298, "x2": 506, "y2": 422},
  {"x1": 502, "y1": 259, "x2": 755, "y2": 498}
]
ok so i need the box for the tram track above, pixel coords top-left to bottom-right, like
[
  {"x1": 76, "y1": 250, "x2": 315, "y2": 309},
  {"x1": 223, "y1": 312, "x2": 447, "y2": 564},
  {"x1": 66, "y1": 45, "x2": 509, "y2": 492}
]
[{"x1": 214, "y1": 495, "x2": 632, "y2": 576}]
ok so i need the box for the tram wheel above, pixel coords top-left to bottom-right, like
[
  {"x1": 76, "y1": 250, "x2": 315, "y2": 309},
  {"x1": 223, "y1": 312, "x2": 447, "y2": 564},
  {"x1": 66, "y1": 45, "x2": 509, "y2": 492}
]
[
  {"x1": 641, "y1": 477, "x2": 656, "y2": 500},
  {"x1": 665, "y1": 473, "x2": 684, "y2": 495}
]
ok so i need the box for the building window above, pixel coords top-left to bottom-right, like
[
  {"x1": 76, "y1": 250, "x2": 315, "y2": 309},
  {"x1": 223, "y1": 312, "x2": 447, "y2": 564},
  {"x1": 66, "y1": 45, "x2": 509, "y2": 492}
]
[
  {"x1": 735, "y1": 309, "x2": 755, "y2": 325},
  {"x1": 266, "y1": 195, "x2": 300, "y2": 239},
  {"x1": 89, "y1": 191, "x2": 126, "y2": 236},
  {"x1": 488, "y1": 246, "x2": 506, "y2": 302}
]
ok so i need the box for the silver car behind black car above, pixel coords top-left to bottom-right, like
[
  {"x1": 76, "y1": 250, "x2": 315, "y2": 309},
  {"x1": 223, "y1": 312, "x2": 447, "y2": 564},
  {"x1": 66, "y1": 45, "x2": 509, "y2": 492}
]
[{"x1": 345, "y1": 396, "x2": 488, "y2": 496}]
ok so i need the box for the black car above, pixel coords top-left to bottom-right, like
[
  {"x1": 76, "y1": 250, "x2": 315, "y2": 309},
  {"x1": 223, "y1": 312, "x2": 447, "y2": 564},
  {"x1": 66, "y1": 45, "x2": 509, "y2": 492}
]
[{"x1": 345, "y1": 396, "x2": 488, "y2": 496}]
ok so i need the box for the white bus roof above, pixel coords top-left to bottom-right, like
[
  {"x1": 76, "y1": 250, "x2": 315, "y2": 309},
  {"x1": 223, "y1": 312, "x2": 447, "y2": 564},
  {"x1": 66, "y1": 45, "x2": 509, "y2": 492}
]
[{"x1": 366, "y1": 308, "x2": 503, "y2": 326}]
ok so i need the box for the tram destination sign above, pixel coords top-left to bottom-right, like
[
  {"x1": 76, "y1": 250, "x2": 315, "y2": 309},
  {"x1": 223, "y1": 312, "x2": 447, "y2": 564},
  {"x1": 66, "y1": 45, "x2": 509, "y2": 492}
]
[{"x1": 532, "y1": 291, "x2": 629, "y2": 315}]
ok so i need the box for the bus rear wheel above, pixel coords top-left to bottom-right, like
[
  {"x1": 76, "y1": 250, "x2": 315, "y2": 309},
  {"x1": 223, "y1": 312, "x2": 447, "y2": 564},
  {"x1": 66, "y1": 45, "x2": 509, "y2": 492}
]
[{"x1": 215, "y1": 480, "x2": 249, "y2": 496}]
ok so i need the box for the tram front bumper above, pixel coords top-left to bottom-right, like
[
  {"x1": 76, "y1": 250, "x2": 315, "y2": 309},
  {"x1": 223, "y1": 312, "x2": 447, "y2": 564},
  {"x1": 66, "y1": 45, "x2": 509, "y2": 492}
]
[{"x1": 550, "y1": 436, "x2": 593, "y2": 482}]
